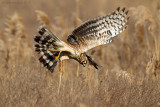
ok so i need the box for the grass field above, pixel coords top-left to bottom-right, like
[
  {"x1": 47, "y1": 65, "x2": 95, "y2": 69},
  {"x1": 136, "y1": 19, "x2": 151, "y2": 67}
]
[{"x1": 0, "y1": 0, "x2": 160, "y2": 106}]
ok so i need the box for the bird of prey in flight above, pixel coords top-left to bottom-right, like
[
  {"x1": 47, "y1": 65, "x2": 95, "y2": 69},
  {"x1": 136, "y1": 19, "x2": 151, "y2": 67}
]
[{"x1": 34, "y1": 7, "x2": 129, "y2": 72}]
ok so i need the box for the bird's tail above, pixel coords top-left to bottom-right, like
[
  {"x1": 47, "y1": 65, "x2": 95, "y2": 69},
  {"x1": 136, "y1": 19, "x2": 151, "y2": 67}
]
[{"x1": 34, "y1": 25, "x2": 62, "y2": 72}]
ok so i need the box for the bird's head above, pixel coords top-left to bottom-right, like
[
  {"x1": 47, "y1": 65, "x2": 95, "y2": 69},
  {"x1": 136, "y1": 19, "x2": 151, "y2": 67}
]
[{"x1": 79, "y1": 53, "x2": 87, "y2": 67}]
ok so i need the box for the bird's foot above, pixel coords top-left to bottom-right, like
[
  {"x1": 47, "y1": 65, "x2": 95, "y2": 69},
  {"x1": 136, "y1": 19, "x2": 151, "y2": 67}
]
[{"x1": 55, "y1": 51, "x2": 61, "y2": 60}]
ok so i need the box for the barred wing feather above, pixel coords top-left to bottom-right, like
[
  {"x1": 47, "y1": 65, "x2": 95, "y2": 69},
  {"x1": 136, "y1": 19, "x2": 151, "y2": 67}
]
[{"x1": 68, "y1": 7, "x2": 129, "y2": 52}]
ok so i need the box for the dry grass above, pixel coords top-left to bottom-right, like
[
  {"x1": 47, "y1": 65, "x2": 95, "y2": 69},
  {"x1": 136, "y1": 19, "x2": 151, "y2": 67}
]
[{"x1": 0, "y1": 0, "x2": 160, "y2": 107}]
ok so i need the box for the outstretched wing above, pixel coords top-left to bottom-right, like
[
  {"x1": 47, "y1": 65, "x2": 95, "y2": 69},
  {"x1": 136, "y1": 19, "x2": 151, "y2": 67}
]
[{"x1": 67, "y1": 7, "x2": 129, "y2": 52}]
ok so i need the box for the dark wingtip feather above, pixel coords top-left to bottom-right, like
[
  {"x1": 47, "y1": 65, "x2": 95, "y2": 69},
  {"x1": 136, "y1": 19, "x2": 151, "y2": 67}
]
[
  {"x1": 124, "y1": 25, "x2": 128, "y2": 29},
  {"x1": 34, "y1": 36, "x2": 41, "y2": 43},
  {"x1": 37, "y1": 25, "x2": 46, "y2": 35},
  {"x1": 117, "y1": 7, "x2": 120, "y2": 11},
  {"x1": 35, "y1": 48, "x2": 40, "y2": 52},
  {"x1": 125, "y1": 10, "x2": 129, "y2": 15},
  {"x1": 127, "y1": 16, "x2": 130, "y2": 20},
  {"x1": 35, "y1": 44, "x2": 40, "y2": 48},
  {"x1": 38, "y1": 30, "x2": 44, "y2": 35},
  {"x1": 122, "y1": 8, "x2": 125, "y2": 12}
]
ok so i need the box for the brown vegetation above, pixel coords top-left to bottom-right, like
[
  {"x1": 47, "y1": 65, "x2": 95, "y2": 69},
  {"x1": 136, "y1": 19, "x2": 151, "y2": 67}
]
[{"x1": 0, "y1": 0, "x2": 160, "y2": 107}]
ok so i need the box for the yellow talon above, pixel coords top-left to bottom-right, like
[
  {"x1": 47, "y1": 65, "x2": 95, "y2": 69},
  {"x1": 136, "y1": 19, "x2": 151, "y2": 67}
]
[
  {"x1": 55, "y1": 51, "x2": 61, "y2": 60},
  {"x1": 47, "y1": 49, "x2": 61, "y2": 60},
  {"x1": 60, "y1": 60, "x2": 63, "y2": 72}
]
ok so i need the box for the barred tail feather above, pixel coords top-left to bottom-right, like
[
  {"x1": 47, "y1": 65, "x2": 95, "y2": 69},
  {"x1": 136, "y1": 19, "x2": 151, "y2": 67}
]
[
  {"x1": 37, "y1": 25, "x2": 61, "y2": 43},
  {"x1": 39, "y1": 51, "x2": 59, "y2": 72},
  {"x1": 34, "y1": 25, "x2": 61, "y2": 50},
  {"x1": 34, "y1": 25, "x2": 61, "y2": 72}
]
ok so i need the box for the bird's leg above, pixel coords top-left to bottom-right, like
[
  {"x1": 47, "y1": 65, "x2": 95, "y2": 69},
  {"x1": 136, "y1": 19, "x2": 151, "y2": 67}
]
[
  {"x1": 47, "y1": 50, "x2": 63, "y2": 93},
  {"x1": 55, "y1": 51, "x2": 61, "y2": 60},
  {"x1": 48, "y1": 49, "x2": 61, "y2": 60},
  {"x1": 60, "y1": 60, "x2": 63, "y2": 72},
  {"x1": 58, "y1": 60, "x2": 63, "y2": 94},
  {"x1": 76, "y1": 63, "x2": 79, "y2": 77}
]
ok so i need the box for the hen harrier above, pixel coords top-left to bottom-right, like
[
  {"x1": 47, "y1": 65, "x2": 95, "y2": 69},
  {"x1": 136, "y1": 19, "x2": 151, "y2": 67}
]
[{"x1": 34, "y1": 7, "x2": 129, "y2": 72}]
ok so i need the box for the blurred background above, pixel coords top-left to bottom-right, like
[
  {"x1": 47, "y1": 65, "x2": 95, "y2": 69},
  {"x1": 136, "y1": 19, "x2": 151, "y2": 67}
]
[{"x1": 0, "y1": 0, "x2": 160, "y2": 107}]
